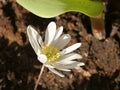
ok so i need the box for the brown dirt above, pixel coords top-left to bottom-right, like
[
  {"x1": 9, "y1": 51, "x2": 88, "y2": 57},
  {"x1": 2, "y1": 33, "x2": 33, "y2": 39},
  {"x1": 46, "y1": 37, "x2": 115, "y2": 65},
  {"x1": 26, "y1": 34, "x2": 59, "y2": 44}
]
[{"x1": 0, "y1": 0, "x2": 120, "y2": 90}]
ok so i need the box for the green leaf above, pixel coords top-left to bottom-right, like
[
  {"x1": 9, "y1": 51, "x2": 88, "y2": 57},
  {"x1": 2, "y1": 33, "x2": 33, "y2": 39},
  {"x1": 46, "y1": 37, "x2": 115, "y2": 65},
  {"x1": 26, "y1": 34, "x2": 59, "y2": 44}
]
[{"x1": 17, "y1": 0, "x2": 104, "y2": 18}]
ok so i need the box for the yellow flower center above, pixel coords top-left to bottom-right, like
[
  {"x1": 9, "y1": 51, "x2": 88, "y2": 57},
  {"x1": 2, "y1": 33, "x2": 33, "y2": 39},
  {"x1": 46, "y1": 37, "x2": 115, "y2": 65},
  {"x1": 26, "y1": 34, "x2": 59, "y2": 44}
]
[{"x1": 41, "y1": 45, "x2": 60, "y2": 64}]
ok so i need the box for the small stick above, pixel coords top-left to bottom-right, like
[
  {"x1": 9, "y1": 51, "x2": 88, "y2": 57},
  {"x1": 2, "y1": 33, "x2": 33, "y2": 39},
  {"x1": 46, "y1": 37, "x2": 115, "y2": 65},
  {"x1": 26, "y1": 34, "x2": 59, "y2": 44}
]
[{"x1": 34, "y1": 64, "x2": 45, "y2": 90}]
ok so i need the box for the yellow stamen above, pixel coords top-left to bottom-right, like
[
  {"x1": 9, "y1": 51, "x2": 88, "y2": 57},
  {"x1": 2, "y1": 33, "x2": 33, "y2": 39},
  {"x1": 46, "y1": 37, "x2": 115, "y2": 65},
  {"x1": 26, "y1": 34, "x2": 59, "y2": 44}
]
[{"x1": 41, "y1": 45, "x2": 60, "y2": 64}]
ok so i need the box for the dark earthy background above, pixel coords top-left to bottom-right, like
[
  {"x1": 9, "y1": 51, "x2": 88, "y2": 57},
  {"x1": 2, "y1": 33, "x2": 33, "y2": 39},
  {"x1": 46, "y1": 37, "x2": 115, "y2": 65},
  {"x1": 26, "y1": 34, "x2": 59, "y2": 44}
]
[{"x1": 0, "y1": 0, "x2": 120, "y2": 90}]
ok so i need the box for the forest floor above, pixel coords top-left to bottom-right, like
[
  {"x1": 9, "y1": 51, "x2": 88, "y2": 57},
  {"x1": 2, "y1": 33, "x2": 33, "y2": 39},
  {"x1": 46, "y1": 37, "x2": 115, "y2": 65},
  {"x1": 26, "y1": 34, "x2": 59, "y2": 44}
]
[{"x1": 0, "y1": 0, "x2": 120, "y2": 90}]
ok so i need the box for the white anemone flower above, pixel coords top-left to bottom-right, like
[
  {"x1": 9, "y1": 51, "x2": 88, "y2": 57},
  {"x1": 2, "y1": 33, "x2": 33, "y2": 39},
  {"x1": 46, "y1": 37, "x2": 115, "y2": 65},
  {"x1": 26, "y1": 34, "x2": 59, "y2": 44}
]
[{"x1": 27, "y1": 21, "x2": 84, "y2": 77}]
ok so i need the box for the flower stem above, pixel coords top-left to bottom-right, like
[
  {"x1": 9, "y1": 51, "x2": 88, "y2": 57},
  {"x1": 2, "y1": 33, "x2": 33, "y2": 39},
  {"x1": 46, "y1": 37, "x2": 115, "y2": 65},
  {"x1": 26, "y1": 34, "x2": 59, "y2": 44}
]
[
  {"x1": 34, "y1": 64, "x2": 45, "y2": 90},
  {"x1": 90, "y1": 14, "x2": 105, "y2": 40}
]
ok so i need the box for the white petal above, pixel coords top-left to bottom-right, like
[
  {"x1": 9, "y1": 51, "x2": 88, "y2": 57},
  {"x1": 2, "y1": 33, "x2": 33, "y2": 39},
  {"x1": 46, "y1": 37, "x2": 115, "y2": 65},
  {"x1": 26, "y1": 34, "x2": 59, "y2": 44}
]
[
  {"x1": 48, "y1": 68, "x2": 64, "y2": 77},
  {"x1": 77, "y1": 62, "x2": 85, "y2": 66},
  {"x1": 61, "y1": 43, "x2": 82, "y2": 55},
  {"x1": 44, "y1": 64, "x2": 55, "y2": 68},
  {"x1": 52, "y1": 63, "x2": 71, "y2": 71},
  {"x1": 66, "y1": 62, "x2": 84, "y2": 68},
  {"x1": 27, "y1": 25, "x2": 41, "y2": 55},
  {"x1": 58, "y1": 53, "x2": 82, "y2": 64},
  {"x1": 37, "y1": 54, "x2": 47, "y2": 64},
  {"x1": 54, "y1": 26, "x2": 63, "y2": 41},
  {"x1": 57, "y1": 60, "x2": 77, "y2": 64},
  {"x1": 55, "y1": 62, "x2": 84, "y2": 69},
  {"x1": 38, "y1": 34, "x2": 44, "y2": 47},
  {"x1": 56, "y1": 68, "x2": 71, "y2": 72},
  {"x1": 45, "y1": 22, "x2": 56, "y2": 45},
  {"x1": 54, "y1": 34, "x2": 71, "y2": 50}
]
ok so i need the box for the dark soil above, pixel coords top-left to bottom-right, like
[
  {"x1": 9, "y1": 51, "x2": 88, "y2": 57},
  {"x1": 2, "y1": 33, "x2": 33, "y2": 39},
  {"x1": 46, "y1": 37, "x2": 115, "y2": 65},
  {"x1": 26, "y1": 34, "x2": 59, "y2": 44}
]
[{"x1": 0, "y1": 0, "x2": 120, "y2": 90}]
